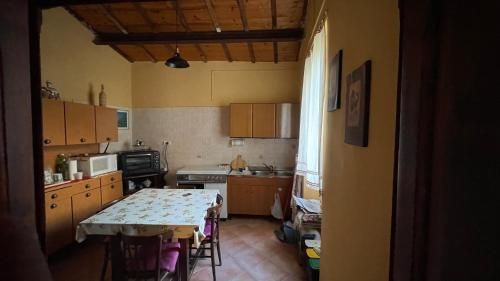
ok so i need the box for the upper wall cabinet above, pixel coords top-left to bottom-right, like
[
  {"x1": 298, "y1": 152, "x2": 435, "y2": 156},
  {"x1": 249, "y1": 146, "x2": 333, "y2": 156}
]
[
  {"x1": 95, "y1": 106, "x2": 118, "y2": 143},
  {"x1": 230, "y1": 103, "x2": 253, "y2": 138},
  {"x1": 42, "y1": 99, "x2": 66, "y2": 146},
  {"x1": 64, "y1": 102, "x2": 96, "y2": 145},
  {"x1": 252, "y1": 104, "x2": 276, "y2": 138}
]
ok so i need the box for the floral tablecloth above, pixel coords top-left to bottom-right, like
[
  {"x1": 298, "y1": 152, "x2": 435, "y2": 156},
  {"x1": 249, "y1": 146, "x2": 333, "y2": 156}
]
[{"x1": 75, "y1": 189, "x2": 218, "y2": 245}]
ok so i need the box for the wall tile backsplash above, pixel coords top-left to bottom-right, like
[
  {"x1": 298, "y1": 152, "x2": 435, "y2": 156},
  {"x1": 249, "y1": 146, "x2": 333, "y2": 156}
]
[{"x1": 132, "y1": 107, "x2": 298, "y2": 185}]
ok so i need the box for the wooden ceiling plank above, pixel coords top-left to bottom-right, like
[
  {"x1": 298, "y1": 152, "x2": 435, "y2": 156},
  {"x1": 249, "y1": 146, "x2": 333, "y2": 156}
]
[
  {"x1": 172, "y1": 1, "x2": 207, "y2": 62},
  {"x1": 65, "y1": 6, "x2": 97, "y2": 34},
  {"x1": 133, "y1": 2, "x2": 158, "y2": 33},
  {"x1": 271, "y1": 0, "x2": 278, "y2": 63},
  {"x1": 40, "y1": 0, "x2": 175, "y2": 9},
  {"x1": 141, "y1": 45, "x2": 157, "y2": 62},
  {"x1": 195, "y1": 44, "x2": 208, "y2": 62},
  {"x1": 94, "y1": 29, "x2": 304, "y2": 44},
  {"x1": 203, "y1": 0, "x2": 220, "y2": 31},
  {"x1": 300, "y1": 0, "x2": 309, "y2": 27},
  {"x1": 164, "y1": 44, "x2": 175, "y2": 54},
  {"x1": 222, "y1": 43, "x2": 233, "y2": 62},
  {"x1": 247, "y1": 42, "x2": 256, "y2": 63},
  {"x1": 110, "y1": 45, "x2": 134, "y2": 62},
  {"x1": 99, "y1": 4, "x2": 128, "y2": 34}
]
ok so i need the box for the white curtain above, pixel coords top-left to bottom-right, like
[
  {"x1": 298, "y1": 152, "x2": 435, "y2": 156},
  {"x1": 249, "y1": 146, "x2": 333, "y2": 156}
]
[{"x1": 296, "y1": 26, "x2": 326, "y2": 190}]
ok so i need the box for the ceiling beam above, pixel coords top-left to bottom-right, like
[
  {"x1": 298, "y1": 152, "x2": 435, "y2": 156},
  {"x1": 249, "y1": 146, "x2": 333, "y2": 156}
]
[
  {"x1": 203, "y1": 0, "x2": 232, "y2": 62},
  {"x1": 133, "y1": 2, "x2": 158, "y2": 33},
  {"x1": 141, "y1": 45, "x2": 157, "y2": 62},
  {"x1": 237, "y1": 0, "x2": 256, "y2": 63},
  {"x1": 271, "y1": 0, "x2": 278, "y2": 63},
  {"x1": 39, "y1": 0, "x2": 175, "y2": 9},
  {"x1": 247, "y1": 42, "x2": 256, "y2": 63},
  {"x1": 222, "y1": 43, "x2": 233, "y2": 62},
  {"x1": 110, "y1": 45, "x2": 133, "y2": 62},
  {"x1": 100, "y1": 4, "x2": 128, "y2": 34},
  {"x1": 93, "y1": 29, "x2": 304, "y2": 45}
]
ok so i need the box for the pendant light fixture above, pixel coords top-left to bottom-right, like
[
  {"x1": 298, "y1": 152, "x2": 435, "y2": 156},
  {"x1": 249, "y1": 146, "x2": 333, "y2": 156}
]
[{"x1": 165, "y1": 0, "x2": 189, "y2": 68}]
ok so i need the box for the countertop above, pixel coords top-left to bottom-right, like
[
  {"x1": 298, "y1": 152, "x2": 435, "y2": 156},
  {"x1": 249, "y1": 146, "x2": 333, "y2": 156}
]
[{"x1": 229, "y1": 170, "x2": 294, "y2": 178}]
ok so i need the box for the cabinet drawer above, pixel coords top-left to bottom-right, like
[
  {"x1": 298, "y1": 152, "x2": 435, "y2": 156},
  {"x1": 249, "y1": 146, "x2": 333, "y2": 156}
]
[
  {"x1": 100, "y1": 171, "x2": 122, "y2": 186},
  {"x1": 72, "y1": 187, "x2": 102, "y2": 229},
  {"x1": 73, "y1": 178, "x2": 101, "y2": 194},
  {"x1": 45, "y1": 184, "x2": 78, "y2": 203},
  {"x1": 101, "y1": 181, "x2": 123, "y2": 206}
]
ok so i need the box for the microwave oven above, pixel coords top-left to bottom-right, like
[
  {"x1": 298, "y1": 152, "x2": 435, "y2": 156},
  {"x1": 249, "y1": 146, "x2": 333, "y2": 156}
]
[
  {"x1": 76, "y1": 154, "x2": 117, "y2": 177},
  {"x1": 117, "y1": 150, "x2": 160, "y2": 176}
]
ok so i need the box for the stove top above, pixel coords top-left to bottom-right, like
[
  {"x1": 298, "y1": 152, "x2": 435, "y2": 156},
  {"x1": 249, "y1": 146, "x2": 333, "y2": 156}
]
[{"x1": 176, "y1": 165, "x2": 230, "y2": 175}]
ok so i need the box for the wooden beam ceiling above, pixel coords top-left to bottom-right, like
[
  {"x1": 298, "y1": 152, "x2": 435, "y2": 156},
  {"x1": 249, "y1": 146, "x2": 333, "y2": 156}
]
[
  {"x1": 93, "y1": 29, "x2": 304, "y2": 45},
  {"x1": 39, "y1": 0, "x2": 175, "y2": 9},
  {"x1": 203, "y1": 0, "x2": 232, "y2": 62},
  {"x1": 271, "y1": 0, "x2": 278, "y2": 63}
]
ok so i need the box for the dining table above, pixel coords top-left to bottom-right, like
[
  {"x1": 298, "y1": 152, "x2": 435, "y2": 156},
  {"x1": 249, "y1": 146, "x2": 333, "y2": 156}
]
[{"x1": 75, "y1": 188, "x2": 219, "y2": 281}]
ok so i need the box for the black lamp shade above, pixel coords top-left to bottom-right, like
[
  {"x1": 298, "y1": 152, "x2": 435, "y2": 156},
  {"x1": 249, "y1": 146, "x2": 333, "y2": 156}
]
[{"x1": 165, "y1": 51, "x2": 190, "y2": 68}]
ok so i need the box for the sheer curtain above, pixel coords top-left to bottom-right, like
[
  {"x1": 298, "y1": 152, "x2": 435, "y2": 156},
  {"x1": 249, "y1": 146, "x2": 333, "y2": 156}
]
[{"x1": 296, "y1": 25, "x2": 326, "y2": 190}]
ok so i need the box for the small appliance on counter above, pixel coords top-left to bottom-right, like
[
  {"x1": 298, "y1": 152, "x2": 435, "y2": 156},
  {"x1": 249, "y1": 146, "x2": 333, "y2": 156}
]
[
  {"x1": 73, "y1": 153, "x2": 117, "y2": 177},
  {"x1": 117, "y1": 149, "x2": 165, "y2": 195}
]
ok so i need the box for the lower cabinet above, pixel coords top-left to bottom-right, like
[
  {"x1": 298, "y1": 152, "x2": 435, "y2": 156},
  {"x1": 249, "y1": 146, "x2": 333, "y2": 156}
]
[
  {"x1": 228, "y1": 176, "x2": 292, "y2": 216},
  {"x1": 45, "y1": 197, "x2": 73, "y2": 254},
  {"x1": 101, "y1": 181, "x2": 123, "y2": 205},
  {"x1": 71, "y1": 188, "x2": 102, "y2": 230}
]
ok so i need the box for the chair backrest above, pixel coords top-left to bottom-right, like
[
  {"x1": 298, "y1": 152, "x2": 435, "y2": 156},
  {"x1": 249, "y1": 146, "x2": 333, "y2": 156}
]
[
  {"x1": 216, "y1": 193, "x2": 223, "y2": 205},
  {"x1": 207, "y1": 203, "x2": 222, "y2": 238},
  {"x1": 121, "y1": 235, "x2": 166, "y2": 281}
]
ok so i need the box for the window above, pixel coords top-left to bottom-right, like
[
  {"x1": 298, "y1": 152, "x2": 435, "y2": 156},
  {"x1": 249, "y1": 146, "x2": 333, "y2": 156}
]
[{"x1": 296, "y1": 24, "x2": 327, "y2": 190}]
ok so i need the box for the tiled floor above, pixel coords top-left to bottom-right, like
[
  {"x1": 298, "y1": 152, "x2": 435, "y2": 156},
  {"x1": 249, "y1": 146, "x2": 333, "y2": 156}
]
[{"x1": 48, "y1": 217, "x2": 307, "y2": 281}]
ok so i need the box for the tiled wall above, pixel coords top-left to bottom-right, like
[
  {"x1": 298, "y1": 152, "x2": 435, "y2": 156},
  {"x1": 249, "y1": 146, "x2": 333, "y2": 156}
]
[{"x1": 132, "y1": 107, "x2": 298, "y2": 185}]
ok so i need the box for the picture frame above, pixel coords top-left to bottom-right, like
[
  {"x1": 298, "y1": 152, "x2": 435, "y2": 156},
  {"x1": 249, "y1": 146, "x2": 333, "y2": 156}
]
[
  {"x1": 327, "y1": 49, "x2": 343, "y2": 112},
  {"x1": 345, "y1": 60, "x2": 371, "y2": 147},
  {"x1": 117, "y1": 109, "x2": 129, "y2": 129}
]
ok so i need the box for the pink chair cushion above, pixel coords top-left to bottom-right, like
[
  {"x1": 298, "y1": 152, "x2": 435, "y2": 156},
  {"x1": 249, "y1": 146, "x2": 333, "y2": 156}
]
[
  {"x1": 127, "y1": 242, "x2": 180, "y2": 273},
  {"x1": 204, "y1": 220, "x2": 217, "y2": 239}
]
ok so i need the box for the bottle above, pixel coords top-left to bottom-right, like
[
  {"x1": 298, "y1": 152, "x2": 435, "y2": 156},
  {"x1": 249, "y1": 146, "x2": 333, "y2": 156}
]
[{"x1": 99, "y1": 84, "x2": 107, "y2": 106}]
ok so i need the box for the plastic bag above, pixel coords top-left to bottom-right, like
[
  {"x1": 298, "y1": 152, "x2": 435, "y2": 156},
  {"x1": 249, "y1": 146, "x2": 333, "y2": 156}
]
[{"x1": 271, "y1": 192, "x2": 284, "y2": 219}]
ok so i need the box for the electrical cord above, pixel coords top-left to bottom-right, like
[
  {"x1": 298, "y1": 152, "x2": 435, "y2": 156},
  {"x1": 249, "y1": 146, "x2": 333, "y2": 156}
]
[{"x1": 163, "y1": 142, "x2": 169, "y2": 172}]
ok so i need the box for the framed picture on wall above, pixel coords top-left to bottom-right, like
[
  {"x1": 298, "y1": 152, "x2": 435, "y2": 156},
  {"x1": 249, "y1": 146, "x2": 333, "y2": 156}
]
[
  {"x1": 345, "y1": 60, "x2": 371, "y2": 147},
  {"x1": 117, "y1": 109, "x2": 129, "y2": 129},
  {"x1": 327, "y1": 49, "x2": 343, "y2": 112}
]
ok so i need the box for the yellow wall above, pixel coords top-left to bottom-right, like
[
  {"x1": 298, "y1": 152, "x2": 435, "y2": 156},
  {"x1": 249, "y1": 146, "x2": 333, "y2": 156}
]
[
  {"x1": 132, "y1": 61, "x2": 301, "y2": 107},
  {"x1": 40, "y1": 8, "x2": 132, "y2": 107},
  {"x1": 301, "y1": 0, "x2": 399, "y2": 280}
]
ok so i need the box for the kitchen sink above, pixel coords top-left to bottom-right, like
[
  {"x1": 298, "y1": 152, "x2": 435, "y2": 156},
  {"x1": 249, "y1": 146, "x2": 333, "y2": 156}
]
[
  {"x1": 273, "y1": 171, "x2": 294, "y2": 177},
  {"x1": 250, "y1": 170, "x2": 293, "y2": 177},
  {"x1": 251, "y1": 171, "x2": 273, "y2": 176}
]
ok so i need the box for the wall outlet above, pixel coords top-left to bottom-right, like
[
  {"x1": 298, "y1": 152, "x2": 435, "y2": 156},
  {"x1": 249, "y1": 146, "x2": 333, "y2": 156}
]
[{"x1": 162, "y1": 140, "x2": 170, "y2": 145}]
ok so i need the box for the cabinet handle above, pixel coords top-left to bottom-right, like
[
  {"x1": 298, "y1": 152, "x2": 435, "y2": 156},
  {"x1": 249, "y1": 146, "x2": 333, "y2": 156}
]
[
  {"x1": 50, "y1": 203, "x2": 57, "y2": 209},
  {"x1": 110, "y1": 177, "x2": 115, "y2": 181},
  {"x1": 51, "y1": 193, "x2": 58, "y2": 199},
  {"x1": 106, "y1": 137, "x2": 111, "y2": 141},
  {"x1": 44, "y1": 139, "x2": 52, "y2": 144},
  {"x1": 85, "y1": 184, "x2": 91, "y2": 188},
  {"x1": 85, "y1": 193, "x2": 91, "y2": 197},
  {"x1": 111, "y1": 185, "x2": 114, "y2": 189},
  {"x1": 80, "y1": 138, "x2": 86, "y2": 143}
]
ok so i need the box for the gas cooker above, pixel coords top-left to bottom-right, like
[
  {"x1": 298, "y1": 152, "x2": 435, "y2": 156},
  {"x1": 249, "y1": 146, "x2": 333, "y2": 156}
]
[{"x1": 176, "y1": 165, "x2": 230, "y2": 184}]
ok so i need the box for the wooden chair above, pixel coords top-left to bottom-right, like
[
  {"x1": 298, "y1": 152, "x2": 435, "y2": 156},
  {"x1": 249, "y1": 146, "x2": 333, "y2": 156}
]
[
  {"x1": 190, "y1": 194, "x2": 223, "y2": 281},
  {"x1": 121, "y1": 235, "x2": 180, "y2": 281}
]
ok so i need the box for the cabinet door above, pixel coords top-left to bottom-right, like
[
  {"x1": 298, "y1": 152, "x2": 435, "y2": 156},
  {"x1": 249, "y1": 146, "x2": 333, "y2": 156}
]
[
  {"x1": 228, "y1": 183, "x2": 253, "y2": 214},
  {"x1": 45, "y1": 197, "x2": 73, "y2": 253},
  {"x1": 95, "y1": 106, "x2": 118, "y2": 143},
  {"x1": 230, "y1": 104, "x2": 252, "y2": 138},
  {"x1": 72, "y1": 188, "x2": 102, "y2": 229},
  {"x1": 65, "y1": 102, "x2": 96, "y2": 144},
  {"x1": 250, "y1": 185, "x2": 276, "y2": 215},
  {"x1": 101, "y1": 182, "x2": 123, "y2": 206},
  {"x1": 42, "y1": 99, "x2": 66, "y2": 146},
  {"x1": 252, "y1": 104, "x2": 276, "y2": 138}
]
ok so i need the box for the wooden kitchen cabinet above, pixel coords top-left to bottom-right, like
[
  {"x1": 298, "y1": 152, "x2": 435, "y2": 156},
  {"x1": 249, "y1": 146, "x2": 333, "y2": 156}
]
[
  {"x1": 230, "y1": 103, "x2": 253, "y2": 137},
  {"x1": 42, "y1": 99, "x2": 66, "y2": 146},
  {"x1": 71, "y1": 188, "x2": 102, "y2": 230},
  {"x1": 101, "y1": 182, "x2": 123, "y2": 205},
  {"x1": 95, "y1": 106, "x2": 118, "y2": 143},
  {"x1": 45, "y1": 197, "x2": 73, "y2": 254},
  {"x1": 252, "y1": 103, "x2": 276, "y2": 138},
  {"x1": 228, "y1": 176, "x2": 292, "y2": 216},
  {"x1": 64, "y1": 102, "x2": 96, "y2": 145}
]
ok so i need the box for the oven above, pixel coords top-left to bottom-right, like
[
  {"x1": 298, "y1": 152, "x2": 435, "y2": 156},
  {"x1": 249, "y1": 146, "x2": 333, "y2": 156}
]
[{"x1": 117, "y1": 150, "x2": 160, "y2": 176}]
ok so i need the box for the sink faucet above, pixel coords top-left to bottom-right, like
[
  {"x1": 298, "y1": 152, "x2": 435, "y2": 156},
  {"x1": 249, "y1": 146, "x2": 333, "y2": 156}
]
[{"x1": 263, "y1": 163, "x2": 274, "y2": 171}]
